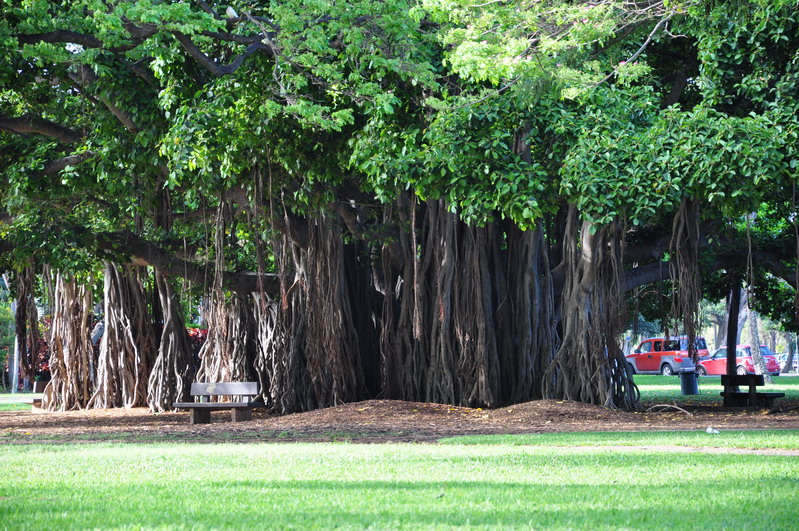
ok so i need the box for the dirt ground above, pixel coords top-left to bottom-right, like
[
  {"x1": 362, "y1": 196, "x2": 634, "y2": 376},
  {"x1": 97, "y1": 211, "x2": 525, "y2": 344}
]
[{"x1": 2, "y1": 398, "x2": 799, "y2": 445}]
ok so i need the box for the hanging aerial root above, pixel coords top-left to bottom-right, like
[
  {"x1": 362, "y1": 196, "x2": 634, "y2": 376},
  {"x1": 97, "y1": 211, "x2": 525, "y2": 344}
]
[
  {"x1": 196, "y1": 293, "x2": 258, "y2": 390},
  {"x1": 669, "y1": 198, "x2": 702, "y2": 360},
  {"x1": 543, "y1": 207, "x2": 639, "y2": 410},
  {"x1": 88, "y1": 263, "x2": 156, "y2": 409},
  {"x1": 147, "y1": 271, "x2": 193, "y2": 413},
  {"x1": 42, "y1": 273, "x2": 94, "y2": 411}
]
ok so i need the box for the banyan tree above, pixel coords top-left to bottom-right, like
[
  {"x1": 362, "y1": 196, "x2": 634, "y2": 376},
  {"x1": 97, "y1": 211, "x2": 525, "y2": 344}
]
[{"x1": 2, "y1": 1, "x2": 799, "y2": 413}]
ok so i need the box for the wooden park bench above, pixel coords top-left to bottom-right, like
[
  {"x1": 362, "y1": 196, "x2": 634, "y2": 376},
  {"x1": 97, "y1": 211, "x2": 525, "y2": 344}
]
[
  {"x1": 173, "y1": 382, "x2": 263, "y2": 424},
  {"x1": 720, "y1": 374, "x2": 785, "y2": 408}
]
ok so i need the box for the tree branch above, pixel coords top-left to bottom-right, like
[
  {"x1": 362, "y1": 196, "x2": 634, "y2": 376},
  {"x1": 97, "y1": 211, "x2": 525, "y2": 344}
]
[
  {"x1": 760, "y1": 251, "x2": 798, "y2": 290},
  {"x1": 42, "y1": 151, "x2": 97, "y2": 175},
  {"x1": 194, "y1": 0, "x2": 225, "y2": 20},
  {"x1": 624, "y1": 260, "x2": 675, "y2": 292},
  {"x1": 96, "y1": 231, "x2": 280, "y2": 294},
  {"x1": 331, "y1": 201, "x2": 368, "y2": 239},
  {"x1": 0, "y1": 115, "x2": 82, "y2": 143},
  {"x1": 201, "y1": 31, "x2": 265, "y2": 45},
  {"x1": 173, "y1": 31, "x2": 271, "y2": 77},
  {"x1": 15, "y1": 30, "x2": 103, "y2": 48},
  {"x1": 15, "y1": 23, "x2": 158, "y2": 53},
  {"x1": 593, "y1": 13, "x2": 674, "y2": 87},
  {"x1": 68, "y1": 67, "x2": 140, "y2": 133}
]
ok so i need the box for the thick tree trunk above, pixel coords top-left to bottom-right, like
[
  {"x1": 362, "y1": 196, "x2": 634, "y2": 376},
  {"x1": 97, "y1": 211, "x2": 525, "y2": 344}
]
[
  {"x1": 543, "y1": 207, "x2": 638, "y2": 409},
  {"x1": 380, "y1": 199, "x2": 558, "y2": 408},
  {"x1": 255, "y1": 235, "x2": 315, "y2": 414},
  {"x1": 196, "y1": 293, "x2": 258, "y2": 386},
  {"x1": 14, "y1": 267, "x2": 39, "y2": 390},
  {"x1": 719, "y1": 288, "x2": 748, "y2": 348},
  {"x1": 496, "y1": 223, "x2": 557, "y2": 403},
  {"x1": 381, "y1": 200, "x2": 541, "y2": 408},
  {"x1": 42, "y1": 274, "x2": 94, "y2": 411},
  {"x1": 747, "y1": 308, "x2": 772, "y2": 383},
  {"x1": 303, "y1": 217, "x2": 364, "y2": 406},
  {"x1": 724, "y1": 278, "x2": 742, "y2": 405},
  {"x1": 88, "y1": 263, "x2": 156, "y2": 409},
  {"x1": 146, "y1": 271, "x2": 194, "y2": 412},
  {"x1": 451, "y1": 224, "x2": 501, "y2": 407},
  {"x1": 379, "y1": 195, "x2": 427, "y2": 401}
]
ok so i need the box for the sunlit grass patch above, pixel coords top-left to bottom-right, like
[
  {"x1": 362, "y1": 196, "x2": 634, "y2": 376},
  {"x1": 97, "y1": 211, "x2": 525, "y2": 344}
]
[
  {"x1": 440, "y1": 429, "x2": 799, "y2": 449},
  {"x1": 1, "y1": 441, "x2": 798, "y2": 529}
]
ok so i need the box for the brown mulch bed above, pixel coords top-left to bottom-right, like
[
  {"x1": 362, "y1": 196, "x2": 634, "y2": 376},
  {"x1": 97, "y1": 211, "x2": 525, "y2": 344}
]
[{"x1": 2, "y1": 398, "x2": 799, "y2": 445}]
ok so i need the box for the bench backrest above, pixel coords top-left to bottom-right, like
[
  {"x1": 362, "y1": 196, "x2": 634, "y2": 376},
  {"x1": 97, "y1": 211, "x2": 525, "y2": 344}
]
[
  {"x1": 190, "y1": 382, "x2": 259, "y2": 397},
  {"x1": 721, "y1": 374, "x2": 765, "y2": 386}
]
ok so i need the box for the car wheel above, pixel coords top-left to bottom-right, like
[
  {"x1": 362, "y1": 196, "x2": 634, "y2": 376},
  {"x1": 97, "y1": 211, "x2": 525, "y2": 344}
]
[
  {"x1": 661, "y1": 364, "x2": 674, "y2": 376},
  {"x1": 736, "y1": 365, "x2": 747, "y2": 376},
  {"x1": 697, "y1": 366, "x2": 707, "y2": 376}
]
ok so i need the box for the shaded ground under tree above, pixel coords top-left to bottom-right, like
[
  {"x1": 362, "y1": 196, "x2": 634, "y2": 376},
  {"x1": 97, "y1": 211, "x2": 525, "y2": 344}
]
[{"x1": 3, "y1": 397, "x2": 799, "y2": 445}]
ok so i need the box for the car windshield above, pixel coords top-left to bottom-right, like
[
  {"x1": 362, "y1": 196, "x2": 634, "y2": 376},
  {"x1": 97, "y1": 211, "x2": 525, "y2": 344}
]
[
  {"x1": 679, "y1": 338, "x2": 708, "y2": 350},
  {"x1": 743, "y1": 345, "x2": 774, "y2": 356}
]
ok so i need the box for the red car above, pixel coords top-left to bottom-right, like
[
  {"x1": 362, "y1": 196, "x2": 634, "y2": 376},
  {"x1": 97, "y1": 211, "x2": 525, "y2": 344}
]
[
  {"x1": 697, "y1": 345, "x2": 781, "y2": 376},
  {"x1": 626, "y1": 336, "x2": 709, "y2": 376}
]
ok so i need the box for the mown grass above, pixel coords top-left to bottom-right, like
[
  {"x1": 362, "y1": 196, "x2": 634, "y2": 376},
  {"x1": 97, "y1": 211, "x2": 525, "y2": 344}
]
[
  {"x1": 1, "y1": 439, "x2": 797, "y2": 530},
  {"x1": 441, "y1": 429, "x2": 799, "y2": 449},
  {"x1": 634, "y1": 374, "x2": 799, "y2": 404},
  {"x1": 0, "y1": 403, "x2": 31, "y2": 412}
]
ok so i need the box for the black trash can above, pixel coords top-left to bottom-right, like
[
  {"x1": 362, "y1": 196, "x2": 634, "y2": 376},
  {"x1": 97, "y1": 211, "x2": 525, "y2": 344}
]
[{"x1": 679, "y1": 370, "x2": 699, "y2": 395}]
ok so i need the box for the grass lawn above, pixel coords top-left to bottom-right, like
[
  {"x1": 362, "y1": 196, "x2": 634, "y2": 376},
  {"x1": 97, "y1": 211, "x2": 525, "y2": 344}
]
[
  {"x1": 1, "y1": 434, "x2": 798, "y2": 530},
  {"x1": 441, "y1": 429, "x2": 799, "y2": 449},
  {"x1": 0, "y1": 403, "x2": 30, "y2": 411},
  {"x1": 2, "y1": 381, "x2": 797, "y2": 528},
  {"x1": 633, "y1": 374, "x2": 799, "y2": 404}
]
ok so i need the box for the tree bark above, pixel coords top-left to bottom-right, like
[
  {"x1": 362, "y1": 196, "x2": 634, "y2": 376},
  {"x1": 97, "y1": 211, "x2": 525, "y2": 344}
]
[
  {"x1": 746, "y1": 308, "x2": 772, "y2": 383},
  {"x1": 782, "y1": 332, "x2": 796, "y2": 373},
  {"x1": 196, "y1": 293, "x2": 258, "y2": 387},
  {"x1": 14, "y1": 267, "x2": 39, "y2": 391},
  {"x1": 88, "y1": 263, "x2": 156, "y2": 409},
  {"x1": 146, "y1": 271, "x2": 194, "y2": 412},
  {"x1": 543, "y1": 207, "x2": 638, "y2": 409},
  {"x1": 255, "y1": 234, "x2": 315, "y2": 414},
  {"x1": 724, "y1": 277, "x2": 742, "y2": 405},
  {"x1": 42, "y1": 274, "x2": 94, "y2": 411},
  {"x1": 303, "y1": 216, "x2": 364, "y2": 406}
]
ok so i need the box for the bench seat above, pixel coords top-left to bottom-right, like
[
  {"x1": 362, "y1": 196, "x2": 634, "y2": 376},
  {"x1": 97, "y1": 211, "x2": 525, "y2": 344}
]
[
  {"x1": 719, "y1": 374, "x2": 784, "y2": 408},
  {"x1": 719, "y1": 391, "x2": 785, "y2": 407}
]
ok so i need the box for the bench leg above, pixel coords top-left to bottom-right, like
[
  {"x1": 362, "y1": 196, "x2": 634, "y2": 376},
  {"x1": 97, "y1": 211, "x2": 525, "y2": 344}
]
[
  {"x1": 231, "y1": 408, "x2": 252, "y2": 422},
  {"x1": 191, "y1": 409, "x2": 211, "y2": 425}
]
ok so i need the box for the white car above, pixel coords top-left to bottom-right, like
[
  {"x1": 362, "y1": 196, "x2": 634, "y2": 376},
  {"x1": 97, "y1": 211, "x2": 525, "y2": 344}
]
[{"x1": 776, "y1": 353, "x2": 798, "y2": 373}]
